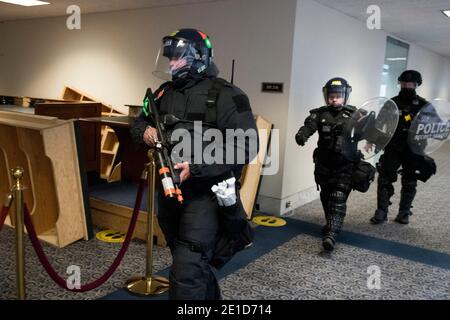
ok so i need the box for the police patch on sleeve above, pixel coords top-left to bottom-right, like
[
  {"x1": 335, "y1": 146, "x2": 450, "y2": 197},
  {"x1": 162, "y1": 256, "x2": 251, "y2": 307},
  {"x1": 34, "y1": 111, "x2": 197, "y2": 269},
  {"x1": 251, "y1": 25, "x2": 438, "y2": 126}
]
[{"x1": 233, "y1": 95, "x2": 251, "y2": 113}]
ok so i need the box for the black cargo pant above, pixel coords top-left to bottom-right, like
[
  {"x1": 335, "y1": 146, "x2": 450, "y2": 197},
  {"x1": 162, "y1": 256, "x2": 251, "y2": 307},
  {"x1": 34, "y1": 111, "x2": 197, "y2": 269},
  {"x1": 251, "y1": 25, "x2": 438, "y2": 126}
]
[
  {"x1": 315, "y1": 152, "x2": 353, "y2": 239},
  {"x1": 156, "y1": 182, "x2": 221, "y2": 300},
  {"x1": 377, "y1": 146, "x2": 418, "y2": 213}
]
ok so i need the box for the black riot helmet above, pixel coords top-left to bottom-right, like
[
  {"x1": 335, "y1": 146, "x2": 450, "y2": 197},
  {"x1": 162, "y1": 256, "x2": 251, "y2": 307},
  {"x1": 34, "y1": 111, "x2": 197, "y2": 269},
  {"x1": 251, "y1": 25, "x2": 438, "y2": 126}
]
[
  {"x1": 398, "y1": 70, "x2": 422, "y2": 86},
  {"x1": 323, "y1": 77, "x2": 352, "y2": 106},
  {"x1": 153, "y1": 28, "x2": 214, "y2": 81}
]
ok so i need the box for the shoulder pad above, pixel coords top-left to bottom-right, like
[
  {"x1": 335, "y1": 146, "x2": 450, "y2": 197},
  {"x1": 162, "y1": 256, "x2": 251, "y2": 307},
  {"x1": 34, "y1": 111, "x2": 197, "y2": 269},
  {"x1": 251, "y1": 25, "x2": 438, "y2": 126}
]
[
  {"x1": 220, "y1": 80, "x2": 247, "y2": 97},
  {"x1": 391, "y1": 95, "x2": 400, "y2": 102},
  {"x1": 215, "y1": 77, "x2": 233, "y2": 87},
  {"x1": 343, "y1": 105, "x2": 357, "y2": 112},
  {"x1": 154, "y1": 81, "x2": 171, "y2": 100},
  {"x1": 416, "y1": 96, "x2": 429, "y2": 105},
  {"x1": 310, "y1": 107, "x2": 326, "y2": 114},
  {"x1": 157, "y1": 81, "x2": 172, "y2": 91},
  {"x1": 209, "y1": 77, "x2": 234, "y2": 90}
]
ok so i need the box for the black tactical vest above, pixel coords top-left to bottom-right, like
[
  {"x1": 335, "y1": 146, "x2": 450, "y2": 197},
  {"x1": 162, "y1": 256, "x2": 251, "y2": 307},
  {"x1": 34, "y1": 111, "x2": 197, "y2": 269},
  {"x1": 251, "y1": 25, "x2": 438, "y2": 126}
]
[
  {"x1": 390, "y1": 95, "x2": 427, "y2": 145},
  {"x1": 316, "y1": 105, "x2": 356, "y2": 155},
  {"x1": 154, "y1": 78, "x2": 228, "y2": 128}
]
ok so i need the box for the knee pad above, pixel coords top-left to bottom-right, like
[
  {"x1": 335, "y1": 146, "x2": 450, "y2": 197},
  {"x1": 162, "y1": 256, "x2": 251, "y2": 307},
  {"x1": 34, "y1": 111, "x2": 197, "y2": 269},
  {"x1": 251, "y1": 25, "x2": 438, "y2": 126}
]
[{"x1": 330, "y1": 190, "x2": 348, "y2": 203}]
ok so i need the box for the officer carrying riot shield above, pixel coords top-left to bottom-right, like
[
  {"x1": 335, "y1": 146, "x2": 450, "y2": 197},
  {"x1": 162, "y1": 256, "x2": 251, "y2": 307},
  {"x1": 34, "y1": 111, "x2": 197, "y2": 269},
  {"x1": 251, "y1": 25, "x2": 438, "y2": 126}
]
[
  {"x1": 296, "y1": 78, "x2": 398, "y2": 251},
  {"x1": 371, "y1": 70, "x2": 435, "y2": 225}
]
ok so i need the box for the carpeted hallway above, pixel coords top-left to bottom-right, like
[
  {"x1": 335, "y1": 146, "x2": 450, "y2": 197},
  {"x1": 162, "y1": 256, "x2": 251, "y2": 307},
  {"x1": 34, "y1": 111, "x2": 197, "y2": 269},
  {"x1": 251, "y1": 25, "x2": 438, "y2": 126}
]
[{"x1": 1, "y1": 143, "x2": 449, "y2": 300}]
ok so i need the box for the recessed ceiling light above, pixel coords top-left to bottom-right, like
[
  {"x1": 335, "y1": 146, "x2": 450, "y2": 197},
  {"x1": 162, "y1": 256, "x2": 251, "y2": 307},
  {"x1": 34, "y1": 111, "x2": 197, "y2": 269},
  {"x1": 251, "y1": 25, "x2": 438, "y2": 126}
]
[
  {"x1": 442, "y1": 10, "x2": 450, "y2": 18},
  {"x1": 0, "y1": 0, "x2": 50, "y2": 6}
]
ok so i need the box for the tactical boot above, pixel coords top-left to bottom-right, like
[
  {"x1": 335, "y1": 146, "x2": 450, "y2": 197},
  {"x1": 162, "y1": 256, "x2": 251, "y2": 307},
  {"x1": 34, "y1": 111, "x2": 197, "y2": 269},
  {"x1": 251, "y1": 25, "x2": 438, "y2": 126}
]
[
  {"x1": 394, "y1": 210, "x2": 412, "y2": 224},
  {"x1": 322, "y1": 235, "x2": 335, "y2": 251},
  {"x1": 370, "y1": 209, "x2": 388, "y2": 224}
]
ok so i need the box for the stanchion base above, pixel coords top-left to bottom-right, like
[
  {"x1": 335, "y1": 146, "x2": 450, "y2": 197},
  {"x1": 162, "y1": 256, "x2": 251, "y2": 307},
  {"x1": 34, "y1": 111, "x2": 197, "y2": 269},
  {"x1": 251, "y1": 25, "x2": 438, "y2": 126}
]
[{"x1": 125, "y1": 276, "x2": 169, "y2": 296}]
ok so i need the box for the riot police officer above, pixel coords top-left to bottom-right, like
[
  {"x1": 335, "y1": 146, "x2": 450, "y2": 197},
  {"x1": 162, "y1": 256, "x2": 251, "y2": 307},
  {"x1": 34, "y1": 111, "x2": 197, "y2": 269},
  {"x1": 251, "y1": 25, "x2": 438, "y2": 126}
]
[
  {"x1": 131, "y1": 28, "x2": 258, "y2": 299},
  {"x1": 371, "y1": 70, "x2": 430, "y2": 225},
  {"x1": 295, "y1": 78, "x2": 357, "y2": 251}
]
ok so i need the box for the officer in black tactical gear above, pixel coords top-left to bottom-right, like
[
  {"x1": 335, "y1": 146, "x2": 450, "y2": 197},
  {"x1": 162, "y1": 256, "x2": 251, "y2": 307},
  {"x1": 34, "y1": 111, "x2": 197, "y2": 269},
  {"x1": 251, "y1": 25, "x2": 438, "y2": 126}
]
[
  {"x1": 131, "y1": 28, "x2": 258, "y2": 299},
  {"x1": 371, "y1": 70, "x2": 430, "y2": 225},
  {"x1": 295, "y1": 77, "x2": 360, "y2": 252}
]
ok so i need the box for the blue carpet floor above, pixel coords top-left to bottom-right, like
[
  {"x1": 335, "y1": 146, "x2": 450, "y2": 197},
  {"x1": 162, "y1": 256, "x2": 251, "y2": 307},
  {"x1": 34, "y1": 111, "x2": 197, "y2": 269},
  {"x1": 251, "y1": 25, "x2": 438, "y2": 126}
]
[{"x1": 101, "y1": 217, "x2": 450, "y2": 300}]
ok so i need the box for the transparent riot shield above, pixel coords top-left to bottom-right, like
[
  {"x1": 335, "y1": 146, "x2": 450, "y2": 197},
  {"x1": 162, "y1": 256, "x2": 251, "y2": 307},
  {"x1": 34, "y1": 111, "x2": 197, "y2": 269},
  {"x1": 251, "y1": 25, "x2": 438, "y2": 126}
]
[
  {"x1": 342, "y1": 97, "x2": 399, "y2": 161},
  {"x1": 408, "y1": 99, "x2": 450, "y2": 156}
]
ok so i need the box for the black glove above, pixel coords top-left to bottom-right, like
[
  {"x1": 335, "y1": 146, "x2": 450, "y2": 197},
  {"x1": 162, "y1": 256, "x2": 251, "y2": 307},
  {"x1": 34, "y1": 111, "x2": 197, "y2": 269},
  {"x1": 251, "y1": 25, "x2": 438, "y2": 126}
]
[{"x1": 295, "y1": 132, "x2": 306, "y2": 146}]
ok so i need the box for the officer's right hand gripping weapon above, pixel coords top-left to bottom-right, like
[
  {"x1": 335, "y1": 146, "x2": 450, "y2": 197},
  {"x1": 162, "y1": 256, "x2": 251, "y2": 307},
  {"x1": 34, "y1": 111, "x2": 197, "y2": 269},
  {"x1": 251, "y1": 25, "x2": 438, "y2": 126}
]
[{"x1": 143, "y1": 88, "x2": 183, "y2": 204}]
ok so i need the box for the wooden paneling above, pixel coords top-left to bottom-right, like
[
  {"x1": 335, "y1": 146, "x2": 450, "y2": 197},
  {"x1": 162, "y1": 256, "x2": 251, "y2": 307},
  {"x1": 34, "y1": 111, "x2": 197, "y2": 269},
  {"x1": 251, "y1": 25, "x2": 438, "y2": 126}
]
[
  {"x1": 43, "y1": 123, "x2": 88, "y2": 246},
  {"x1": 0, "y1": 141, "x2": 11, "y2": 214},
  {"x1": 0, "y1": 125, "x2": 35, "y2": 220},
  {"x1": 35, "y1": 102, "x2": 102, "y2": 173},
  {"x1": 18, "y1": 128, "x2": 58, "y2": 234},
  {"x1": 61, "y1": 86, "x2": 124, "y2": 117},
  {"x1": 59, "y1": 87, "x2": 124, "y2": 179},
  {"x1": 35, "y1": 102, "x2": 102, "y2": 120},
  {"x1": 240, "y1": 115, "x2": 273, "y2": 219},
  {"x1": 0, "y1": 111, "x2": 88, "y2": 247},
  {"x1": 79, "y1": 116, "x2": 147, "y2": 182},
  {"x1": 90, "y1": 198, "x2": 166, "y2": 246}
]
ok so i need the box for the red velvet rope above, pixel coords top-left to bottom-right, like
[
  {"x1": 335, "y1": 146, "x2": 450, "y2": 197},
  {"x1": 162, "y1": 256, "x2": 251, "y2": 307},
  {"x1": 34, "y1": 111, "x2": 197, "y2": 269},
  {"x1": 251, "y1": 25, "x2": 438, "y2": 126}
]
[
  {"x1": 0, "y1": 204, "x2": 10, "y2": 233},
  {"x1": 23, "y1": 177, "x2": 147, "y2": 292}
]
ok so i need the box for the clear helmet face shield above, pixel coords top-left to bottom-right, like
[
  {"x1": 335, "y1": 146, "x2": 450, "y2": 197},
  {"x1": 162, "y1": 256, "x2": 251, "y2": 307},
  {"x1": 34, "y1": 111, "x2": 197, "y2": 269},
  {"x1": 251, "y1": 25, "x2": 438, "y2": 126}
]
[
  {"x1": 325, "y1": 91, "x2": 346, "y2": 107},
  {"x1": 323, "y1": 88, "x2": 352, "y2": 107},
  {"x1": 153, "y1": 37, "x2": 198, "y2": 81},
  {"x1": 341, "y1": 97, "x2": 399, "y2": 161}
]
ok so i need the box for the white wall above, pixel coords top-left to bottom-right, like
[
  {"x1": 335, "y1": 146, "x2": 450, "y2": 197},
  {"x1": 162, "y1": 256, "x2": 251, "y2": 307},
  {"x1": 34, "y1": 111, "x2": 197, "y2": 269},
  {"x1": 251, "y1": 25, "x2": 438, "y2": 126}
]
[
  {"x1": 0, "y1": 0, "x2": 298, "y2": 204},
  {"x1": 407, "y1": 43, "x2": 450, "y2": 101},
  {"x1": 280, "y1": 0, "x2": 450, "y2": 215},
  {"x1": 281, "y1": 0, "x2": 387, "y2": 213},
  {"x1": 444, "y1": 61, "x2": 450, "y2": 101},
  {"x1": 0, "y1": 0, "x2": 295, "y2": 112},
  {"x1": 1, "y1": 0, "x2": 449, "y2": 215}
]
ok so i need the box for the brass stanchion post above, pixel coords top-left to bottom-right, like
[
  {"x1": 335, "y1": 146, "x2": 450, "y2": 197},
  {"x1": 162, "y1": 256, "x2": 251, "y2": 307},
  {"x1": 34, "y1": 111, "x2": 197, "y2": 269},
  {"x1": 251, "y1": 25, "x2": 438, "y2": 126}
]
[
  {"x1": 125, "y1": 149, "x2": 169, "y2": 295},
  {"x1": 11, "y1": 167, "x2": 26, "y2": 300}
]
